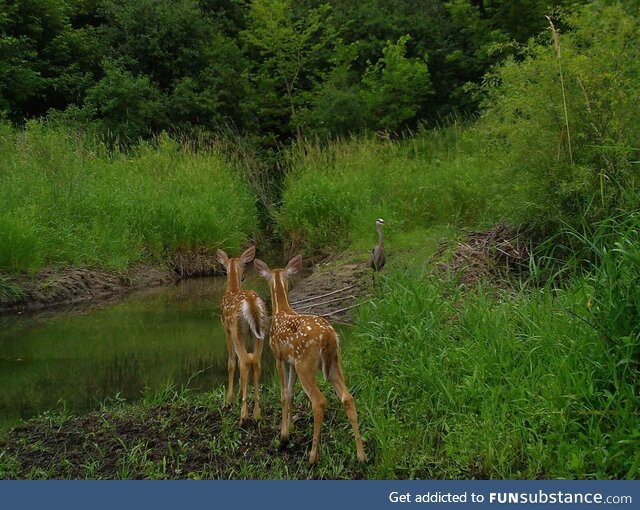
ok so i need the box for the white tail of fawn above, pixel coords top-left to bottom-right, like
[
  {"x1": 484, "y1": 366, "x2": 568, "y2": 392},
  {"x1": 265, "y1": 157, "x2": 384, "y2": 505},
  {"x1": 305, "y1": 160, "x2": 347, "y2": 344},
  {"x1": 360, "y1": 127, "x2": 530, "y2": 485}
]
[
  {"x1": 217, "y1": 246, "x2": 268, "y2": 426},
  {"x1": 254, "y1": 255, "x2": 366, "y2": 464}
]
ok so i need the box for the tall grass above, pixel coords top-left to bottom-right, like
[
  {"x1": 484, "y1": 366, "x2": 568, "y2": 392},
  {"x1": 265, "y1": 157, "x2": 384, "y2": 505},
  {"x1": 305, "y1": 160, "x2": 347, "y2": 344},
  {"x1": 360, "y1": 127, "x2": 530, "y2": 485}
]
[
  {"x1": 531, "y1": 212, "x2": 640, "y2": 370},
  {"x1": 345, "y1": 267, "x2": 639, "y2": 479},
  {"x1": 276, "y1": 129, "x2": 496, "y2": 254},
  {"x1": 0, "y1": 121, "x2": 259, "y2": 272}
]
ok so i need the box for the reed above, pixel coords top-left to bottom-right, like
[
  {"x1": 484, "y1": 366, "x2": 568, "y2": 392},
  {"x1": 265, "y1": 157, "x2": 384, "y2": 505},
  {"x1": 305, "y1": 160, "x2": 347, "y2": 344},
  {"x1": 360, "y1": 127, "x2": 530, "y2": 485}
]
[{"x1": 0, "y1": 121, "x2": 259, "y2": 273}]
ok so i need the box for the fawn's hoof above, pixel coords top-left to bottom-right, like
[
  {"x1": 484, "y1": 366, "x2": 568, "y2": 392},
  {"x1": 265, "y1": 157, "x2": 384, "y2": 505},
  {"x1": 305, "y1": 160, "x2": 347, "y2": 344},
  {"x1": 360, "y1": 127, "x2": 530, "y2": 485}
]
[{"x1": 278, "y1": 435, "x2": 290, "y2": 450}]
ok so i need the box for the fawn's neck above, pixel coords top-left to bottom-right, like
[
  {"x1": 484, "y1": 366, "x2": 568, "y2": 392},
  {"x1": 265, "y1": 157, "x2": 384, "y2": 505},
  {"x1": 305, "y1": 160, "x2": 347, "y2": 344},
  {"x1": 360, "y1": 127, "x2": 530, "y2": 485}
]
[
  {"x1": 270, "y1": 272, "x2": 294, "y2": 315},
  {"x1": 225, "y1": 261, "x2": 242, "y2": 293}
]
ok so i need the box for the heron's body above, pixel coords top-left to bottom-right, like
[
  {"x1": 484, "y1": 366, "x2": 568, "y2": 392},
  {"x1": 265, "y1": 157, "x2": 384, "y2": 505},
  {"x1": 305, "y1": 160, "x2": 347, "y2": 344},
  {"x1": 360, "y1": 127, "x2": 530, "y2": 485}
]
[{"x1": 369, "y1": 219, "x2": 386, "y2": 271}]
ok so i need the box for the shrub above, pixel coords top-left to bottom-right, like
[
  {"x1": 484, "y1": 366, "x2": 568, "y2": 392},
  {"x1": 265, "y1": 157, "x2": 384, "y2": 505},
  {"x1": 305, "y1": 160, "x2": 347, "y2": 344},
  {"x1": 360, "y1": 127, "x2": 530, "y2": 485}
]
[{"x1": 478, "y1": 2, "x2": 640, "y2": 228}]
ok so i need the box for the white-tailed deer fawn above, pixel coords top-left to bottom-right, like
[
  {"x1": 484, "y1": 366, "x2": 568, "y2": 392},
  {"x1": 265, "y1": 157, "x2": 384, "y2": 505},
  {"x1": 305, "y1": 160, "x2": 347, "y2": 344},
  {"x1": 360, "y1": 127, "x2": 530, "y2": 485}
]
[
  {"x1": 254, "y1": 255, "x2": 366, "y2": 464},
  {"x1": 217, "y1": 246, "x2": 268, "y2": 426}
]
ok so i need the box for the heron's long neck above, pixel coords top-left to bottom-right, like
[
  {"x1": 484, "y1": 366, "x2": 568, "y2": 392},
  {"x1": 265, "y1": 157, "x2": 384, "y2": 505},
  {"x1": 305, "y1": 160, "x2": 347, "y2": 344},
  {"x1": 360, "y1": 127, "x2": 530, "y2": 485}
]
[{"x1": 377, "y1": 224, "x2": 384, "y2": 247}]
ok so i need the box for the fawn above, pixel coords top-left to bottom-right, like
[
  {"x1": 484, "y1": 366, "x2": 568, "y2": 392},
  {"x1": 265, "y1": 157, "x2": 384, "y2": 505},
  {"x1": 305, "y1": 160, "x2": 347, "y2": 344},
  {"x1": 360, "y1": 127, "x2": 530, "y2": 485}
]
[
  {"x1": 217, "y1": 246, "x2": 268, "y2": 426},
  {"x1": 254, "y1": 255, "x2": 366, "y2": 464}
]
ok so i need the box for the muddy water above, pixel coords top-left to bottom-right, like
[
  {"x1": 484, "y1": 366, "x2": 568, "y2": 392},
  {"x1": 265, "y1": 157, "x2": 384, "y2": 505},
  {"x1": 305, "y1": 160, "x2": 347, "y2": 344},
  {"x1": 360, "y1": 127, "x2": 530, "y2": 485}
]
[{"x1": 0, "y1": 275, "x2": 273, "y2": 430}]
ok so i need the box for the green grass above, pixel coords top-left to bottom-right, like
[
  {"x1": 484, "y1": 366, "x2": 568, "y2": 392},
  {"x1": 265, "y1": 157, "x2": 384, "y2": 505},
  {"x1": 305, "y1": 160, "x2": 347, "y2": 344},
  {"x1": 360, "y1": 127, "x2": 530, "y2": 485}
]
[
  {"x1": 276, "y1": 130, "x2": 498, "y2": 256},
  {"x1": 345, "y1": 267, "x2": 639, "y2": 479},
  {"x1": 0, "y1": 275, "x2": 26, "y2": 301},
  {"x1": 0, "y1": 121, "x2": 259, "y2": 273}
]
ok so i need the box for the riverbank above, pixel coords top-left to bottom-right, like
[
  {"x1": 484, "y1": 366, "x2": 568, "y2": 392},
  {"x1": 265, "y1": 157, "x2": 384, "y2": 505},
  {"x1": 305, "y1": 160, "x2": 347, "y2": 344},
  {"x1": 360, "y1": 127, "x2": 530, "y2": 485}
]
[
  {"x1": 0, "y1": 248, "x2": 228, "y2": 315},
  {"x1": 0, "y1": 245, "x2": 377, "y2": 319},
  {"x1": 1, "y1": 225, "x2": 638, "y2": 479}
]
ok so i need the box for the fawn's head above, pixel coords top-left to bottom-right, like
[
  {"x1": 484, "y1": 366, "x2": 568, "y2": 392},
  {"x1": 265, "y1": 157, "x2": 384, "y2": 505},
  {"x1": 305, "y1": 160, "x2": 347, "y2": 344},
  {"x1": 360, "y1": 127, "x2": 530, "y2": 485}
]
[
  {"x1": 254, "y1": 255, "x2": 302, "y2": 311},
  {"x1": 217, "y1": 245, "x2": 256, "y2": 290}
]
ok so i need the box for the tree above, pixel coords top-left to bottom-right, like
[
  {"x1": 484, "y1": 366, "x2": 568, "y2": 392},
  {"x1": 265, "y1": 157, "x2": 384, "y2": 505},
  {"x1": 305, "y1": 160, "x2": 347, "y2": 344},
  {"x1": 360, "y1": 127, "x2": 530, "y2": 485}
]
[
  {"x1": 0, "y1": 0, "x2": 103, "y2": 121},
  {"x1": 300, "y1": 43, "x2": 367, "y2": 138},
  {"x1": 82, "y1": 60, "x2": 168, "y2": 143},
  {"x1": 360, "y1": 36, "x2": 432, "y2": 132},
  {"x1": 97, "y1": 0, "x2": 250, "y2": 135},
  {"x1": 242, "y1": 0, "x2": 338, "y2": 141}
]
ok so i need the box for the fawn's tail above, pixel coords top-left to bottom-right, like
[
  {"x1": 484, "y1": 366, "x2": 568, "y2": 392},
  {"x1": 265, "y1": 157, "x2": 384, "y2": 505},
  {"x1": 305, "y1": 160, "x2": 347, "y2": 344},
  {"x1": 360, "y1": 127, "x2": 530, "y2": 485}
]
[
  {"x1": 241, "y1": 296, "x2": 267, "y2": 341},
  {"x1": 321, "y1": 331, "x2": 341, "y2": 380}
]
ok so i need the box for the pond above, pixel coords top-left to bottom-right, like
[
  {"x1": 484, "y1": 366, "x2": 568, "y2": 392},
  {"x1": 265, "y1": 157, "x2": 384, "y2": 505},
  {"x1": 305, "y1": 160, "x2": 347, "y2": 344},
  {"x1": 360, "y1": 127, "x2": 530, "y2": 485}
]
[{"x1": 0, "y1": 275, "x2": 274, "y2": 431}]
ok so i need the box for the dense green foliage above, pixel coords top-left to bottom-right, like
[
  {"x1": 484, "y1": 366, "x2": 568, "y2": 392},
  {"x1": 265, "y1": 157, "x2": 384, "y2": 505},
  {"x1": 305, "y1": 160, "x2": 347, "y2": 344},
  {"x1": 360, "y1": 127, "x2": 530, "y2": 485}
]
[
  {"x1": 277, "y1": 131, "x2": 491, "y2": 253},
  {"x1": 271, "y1": 4, "x2": 639, "y2": 480},
  {"x1": 0, "y1": 121, "x2": 258, "y2": 272},
  {"x1": 1, "y1": 0, "x2": 583, "y2": 143},
  {"x1": 480, "y1": 1, "x2": 640, "y2": 227},
  {"x1": 277, "y1": 2, "x2": 640, "y2": 251}
]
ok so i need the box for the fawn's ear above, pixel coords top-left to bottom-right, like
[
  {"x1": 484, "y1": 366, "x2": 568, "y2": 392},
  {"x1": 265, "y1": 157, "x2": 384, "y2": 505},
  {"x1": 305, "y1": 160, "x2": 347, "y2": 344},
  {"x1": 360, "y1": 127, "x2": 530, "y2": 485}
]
[
  {"x1": 254, "y1": 258, "x2": 271, "y2": 279},
  {"x1": 216, "y1": 249, "x2": 229, "y2": 269},
  {"x1": 284, "y1": 255, "x2": 303, "y2": 277},
  {"x1": 240, "y1": 245, "x2": 256, "y2": 265}
]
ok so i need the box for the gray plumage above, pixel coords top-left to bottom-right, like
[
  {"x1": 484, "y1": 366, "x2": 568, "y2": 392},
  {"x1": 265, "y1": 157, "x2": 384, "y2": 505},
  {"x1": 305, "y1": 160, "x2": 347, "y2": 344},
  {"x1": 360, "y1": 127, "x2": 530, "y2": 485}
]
[{"x1": 369, "y1": 218, "x2": 385, "y2": 271}]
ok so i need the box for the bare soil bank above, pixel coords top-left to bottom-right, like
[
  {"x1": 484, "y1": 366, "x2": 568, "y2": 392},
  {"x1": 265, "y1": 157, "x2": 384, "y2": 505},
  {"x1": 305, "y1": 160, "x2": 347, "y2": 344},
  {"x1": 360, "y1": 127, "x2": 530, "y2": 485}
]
[
  {"x1": 0, "y1": 250, "x2": 223, "y2": 315},
  {"x1": 1, "y1": 252, "x2": 374, "y2": 321}
]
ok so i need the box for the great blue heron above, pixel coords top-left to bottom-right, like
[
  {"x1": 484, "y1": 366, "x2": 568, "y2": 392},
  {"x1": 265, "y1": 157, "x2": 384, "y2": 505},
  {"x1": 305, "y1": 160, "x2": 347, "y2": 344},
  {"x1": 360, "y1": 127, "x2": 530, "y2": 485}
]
[{"x1": 369, "y1": 218, "x2": 385, "y2": 273}]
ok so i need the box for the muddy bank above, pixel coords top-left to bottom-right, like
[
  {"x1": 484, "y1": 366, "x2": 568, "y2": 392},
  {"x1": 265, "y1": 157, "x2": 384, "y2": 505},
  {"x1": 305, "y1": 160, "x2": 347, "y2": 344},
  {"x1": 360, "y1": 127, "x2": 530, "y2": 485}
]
[
  {"x1": 0, "y1": 251, "x2": 223, "y2": 315},
  {"x1": 0, "y1": 392, "x2": 368, "y2": 479},
  {"x1": 1, "y1": 249, "x2": 374, "y2": 321},
  {"x1": 289, "y1": 261, "x2": 371, "y2": 323}
]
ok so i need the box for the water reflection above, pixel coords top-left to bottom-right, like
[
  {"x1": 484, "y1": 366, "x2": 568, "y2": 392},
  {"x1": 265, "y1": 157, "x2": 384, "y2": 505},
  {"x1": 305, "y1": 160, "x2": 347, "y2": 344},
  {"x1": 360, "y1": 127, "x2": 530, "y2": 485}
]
[{"x1": 0, "y1": 275, "x2": 273, "y2": 429}]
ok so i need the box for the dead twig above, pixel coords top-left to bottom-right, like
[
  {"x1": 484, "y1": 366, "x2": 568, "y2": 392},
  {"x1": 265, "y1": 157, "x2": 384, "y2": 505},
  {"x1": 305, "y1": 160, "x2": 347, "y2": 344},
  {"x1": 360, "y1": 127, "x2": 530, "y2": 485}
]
[
  {"x1": 319, "y1": 301, "x2": 371, "y2": 318},
  {"x1": 289, "y1": 285, "x2": 356, "y2": 306},
  {"x1": 296, "y1": 294, "x2": 359, "y2": 312}
]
